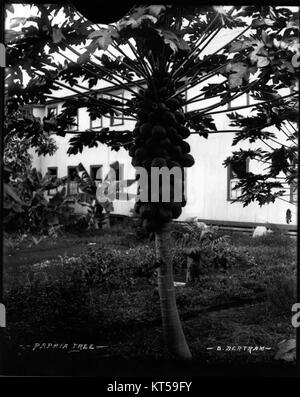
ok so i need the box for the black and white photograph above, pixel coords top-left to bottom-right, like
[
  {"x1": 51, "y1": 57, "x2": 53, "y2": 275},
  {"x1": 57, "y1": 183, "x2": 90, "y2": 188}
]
[{"x1": 0, "y1": 2, "x2": 299, "y2": 380}]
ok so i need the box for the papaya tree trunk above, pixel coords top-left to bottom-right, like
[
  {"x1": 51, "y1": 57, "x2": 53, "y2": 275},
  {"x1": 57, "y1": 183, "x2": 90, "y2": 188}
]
[
  {"x1": 186, "y1": 256, "x2": 193, "y2": 283},
  {"x1": 102, "y1": 210, "x2": 111, "y2": 229},
  {"x1": 155, "y1": 223, "x2": 192, "y2": 359}
]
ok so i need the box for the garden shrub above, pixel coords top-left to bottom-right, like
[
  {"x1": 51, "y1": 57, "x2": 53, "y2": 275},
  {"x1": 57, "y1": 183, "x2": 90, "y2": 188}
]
[
  {"x1": 266, "y1": 269, "x2": 297, "y2": 314},
  {"x1": 249, "y1": 229, "x2": 295, "y2": 247},
  {"x1": 21, "y1": 245, "x2": 158, "y2": 292},
  {"x1": 170, "y1": 221, "x2": 257, "y2": 278},
  {"x1": 4, "y1": 227, "x2": 296, "y2": 355}
]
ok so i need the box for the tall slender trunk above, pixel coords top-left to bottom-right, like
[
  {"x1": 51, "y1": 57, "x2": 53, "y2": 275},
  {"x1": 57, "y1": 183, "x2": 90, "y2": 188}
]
[
  {"x1": 102, "y1": 210, "x2": 111, "y2": 229},
  {"x1": 155, "y1": 223, "x2": 192, "y2": 359},
  {"x1": 186, "y1": 256, "x2": 193, "y2": 283}
]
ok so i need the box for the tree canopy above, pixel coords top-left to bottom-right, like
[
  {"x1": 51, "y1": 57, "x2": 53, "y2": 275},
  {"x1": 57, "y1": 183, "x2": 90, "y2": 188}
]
[{"x1": 5, "y1": 4, "x2": 299, "y2": 207}]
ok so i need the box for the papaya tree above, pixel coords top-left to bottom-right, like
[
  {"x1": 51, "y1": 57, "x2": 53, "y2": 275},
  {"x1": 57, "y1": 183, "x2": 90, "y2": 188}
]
[{"x1": 5, "y1": 4, "x2": 298, "y2": 359}]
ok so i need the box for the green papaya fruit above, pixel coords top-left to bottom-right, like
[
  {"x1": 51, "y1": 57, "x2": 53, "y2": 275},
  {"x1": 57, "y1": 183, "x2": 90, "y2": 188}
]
[
  {"x1": 166, "y1": 98, "x2": 180, "y2": 111},
  {"x1": 171, "y1": 203, "x2": 182, "y2": 219},
  {"x1": 134, "y1": 201, "x2": 142, "y2": 214},
  {"x1": 166, "y1": 126, "x2": 178, "y2": 137},
  {"x1": 137, "y1": 109, "x2": 148, "y2": 121},
  {"x1": 129, "y1": 145, "x2": 137, "y2": 157},
  {"x1": 152, "y1": 125, "x2": 167, "y2": 139},
  {"x1": 175, "y1": 110, "x2": 185, "y2": 124},
  {"x1": 145, "y1": 139, "x2": 156, "y2": 152},
  {"x1": 162, "y1": 202, "x2": 172, "y2": 210},
  {"x1": 160, "y1": 137, "x2": 172, "y2": 149},
  {"x1": 140, "y1": 122, "x2": 153, "y2": 137},
  {"x1": 132, "y1": 157, "x2": 142, "y2": 167},
  {"x1": 142, "y1": 159, "x2": 152, "y2": 169},
  {"x1": 153, "y1": 148, "x2": 168, "y2": 158},
  {"x1": 140, "y1": 203, "x2": 156, "y2": 219},
  {"x1": 180, "y1": 153, "x2": 195, "y2": 167},
  {"x1": 133, "y1": 127, "x2": 140, "y2": 137},
  {"x1": 162, "y1": 76, "x2": 170, "y2": 84},
  {"x1": 178, "y1": 126, "x2": 190, "y2": 139},
  {"x1": 172, "y1": 133, "x2": 184, "y2": 145},
  {"x1": 159, "y1": 86, "x2": 170, "y2": 98},
  {"x1": 167, "y1": 160, "x2": 182, "y2": 169},
  {"x1": 151, "y1": 78, "x2": 160, "y2": 88},
  {"x1": 134, "y1": 136, "x2": 143, "y2": 146},
  {"x1": 135, "y1": 147, "x2": 148, "y2": 160},
  {"x1": 158, "y1": 102, "x2": 168, "y2": 112},
  {"x1": 148, "y1": 112, "x2": 158, "y2": 124},
  {"x1": 151, "y1": 157, "x2": 167, "y2": 167},
  {"x1": 170, "y1": 145, "x2": 183, "y2": 159},
  {"x1": 180, "y1": 141, "x2": 190, "y2": 154},
  {"x1": 177, "y1": 95, "x2": 185, "y2": 105},
  {"x1": 145, "y1": 89, "x2": 154, "y2": 100},
  {"x1": 157, "y1": 207, "x2": 172, "y2": 222},
  {"x1": 162, "y1": 111, "x2": 177, "y2": 126}
]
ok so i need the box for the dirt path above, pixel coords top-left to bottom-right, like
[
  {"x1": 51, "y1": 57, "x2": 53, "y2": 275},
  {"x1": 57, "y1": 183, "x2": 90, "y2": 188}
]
[
  {"x1": 3, "y1": 234, "x2": 126, "y2": 268},
  {"x1": 4, "y1": 240, "x2": 95, "y2": 268}
]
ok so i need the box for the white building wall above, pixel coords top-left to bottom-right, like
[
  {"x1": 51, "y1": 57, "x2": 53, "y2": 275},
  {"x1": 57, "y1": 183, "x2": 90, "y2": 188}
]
[{"x1": 30, "y1": 83, "x2": 297, "y2": 227}]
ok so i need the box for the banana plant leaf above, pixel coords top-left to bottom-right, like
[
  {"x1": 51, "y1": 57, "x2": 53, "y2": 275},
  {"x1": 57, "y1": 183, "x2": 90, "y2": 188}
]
[{"x1": 3, "y1": 183, "x2": 27, "y2": 205}]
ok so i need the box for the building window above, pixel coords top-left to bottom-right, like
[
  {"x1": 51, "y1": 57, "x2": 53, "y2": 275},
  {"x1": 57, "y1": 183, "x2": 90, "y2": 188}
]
[
  {"x1": 90, "y1": 114, "x2": 102, "y2": 129},
  {"x1": 47, "y1": 167, "x2": 58, "y2": 196},
  {"x1": 227, "y1": 159, "x2": 249, "y2": 201},
  {"x1": 246, "y1": 92, "x2": 250, "y2": 106},
  {"x1": 68, "y1": 109, "x2": 79, "y2": 131},
  {"x1": 20, "y1": 106, "x2": 33, "y2": 119},
  {"x1": 90, "y1": 165, "x2": 103, "y2": 184},
  {"x1": 110, "y1": 162, "x2": 124, "y2": 199},
  {"x1": 18, "y1": 106, "x2": 33, "y2": 120},
  {"x1": 290, "y1": 183, "x2": 298, "y2": 203},
  {"x1": 182, "y1": 90, "x2": 187, "y2": 113},
  {"x1": 47, "y1": 106, "x2": 58, "y2": 117},
  {"x1": 227, "y1": 93, "x2": 250, "y2": 110},
  {"x1": 110, "y1": 91, "x2": 124, "y2": 126},
  {"x1": 90, "y1": 95, "x2": 103, "y2": 129},
  {"x1": 110, "y1": 161, "x2": 124, "y2": 182},
  {"x1": 67, "y1": 166, "x2": 79, "y2": 196}
]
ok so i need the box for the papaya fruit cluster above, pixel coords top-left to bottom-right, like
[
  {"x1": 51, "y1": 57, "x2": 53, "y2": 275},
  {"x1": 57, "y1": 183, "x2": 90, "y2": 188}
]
[{"x1": 129, "y1": 71, "x2": 195, "y2": 232}]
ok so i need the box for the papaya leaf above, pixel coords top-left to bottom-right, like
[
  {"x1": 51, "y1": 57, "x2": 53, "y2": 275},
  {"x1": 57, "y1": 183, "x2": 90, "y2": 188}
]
[
  {"x1": 4, "y1": 183, "x2": 26, "y2": 205},
  {"x1": 156, "y1": 29, "x2": 189, "y2": 53},
  {"x1": 147, "y1": 5, "x2": 166, "y2": 17},
  {"x1": 52, "y1": 27, "x2": 66, "y2": 44},
  {"x1": 117, "y1": 7, "x2": 158, "y2": 30},
  {"x1": 226, "y1": 62, "x2": 250, "y2": 88},
  {"x1": 9, "y1": 17, "x2": 27, "y2": 29},
  {"x1": 88, "y1": 27, "x2": 119, "y2": 51}
]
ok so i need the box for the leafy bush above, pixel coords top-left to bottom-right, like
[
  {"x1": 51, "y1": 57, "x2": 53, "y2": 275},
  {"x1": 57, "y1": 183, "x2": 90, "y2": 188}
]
[
  {"x1": 171, "y1": 222, "x2": 257, "y2": 279},
  {"x1": 4, "y1": 167, "x2": 75, "y2": 234},
  {"x1": 266, "y1": 270, "x2": 297, "y2": 314},
  {"x1": 19, "y1": 245, "x2": 158, "y2": 292},
  {"x1": 4, "y1": 227, "x2": 296, "y2": 357}
]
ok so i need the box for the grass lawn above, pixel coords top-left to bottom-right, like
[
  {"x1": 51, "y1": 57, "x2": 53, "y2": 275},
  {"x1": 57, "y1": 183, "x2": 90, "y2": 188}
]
[{"x1": 2, "y1": 221, "x2": 297, "y2": 375}]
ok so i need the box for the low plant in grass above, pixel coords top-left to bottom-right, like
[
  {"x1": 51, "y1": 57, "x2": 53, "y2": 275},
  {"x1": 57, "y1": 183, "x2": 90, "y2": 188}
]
[
  {"x1": 171, "y1": 222, "x2": 257, "y2": 282},
  {"x1": 266, "y1": 271, "x2": 297, "y2": 315},
  {"x1": 17, "y1": 245, "x2": 159, "y2": 290}
]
